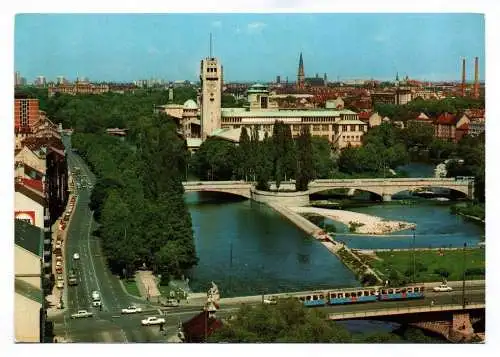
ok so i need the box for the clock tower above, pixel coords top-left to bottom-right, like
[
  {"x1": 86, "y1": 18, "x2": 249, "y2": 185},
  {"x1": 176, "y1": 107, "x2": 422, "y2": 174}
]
[{"x1": 200, "y1": 57, "x2": 222, "y2": 140}]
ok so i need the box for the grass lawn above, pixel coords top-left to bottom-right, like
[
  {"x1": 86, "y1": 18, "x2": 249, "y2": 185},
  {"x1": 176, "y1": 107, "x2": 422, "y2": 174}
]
[
  {"x1": 122, "y1": 279, "x2": 142, "y2": 297},
  {"x1": 368, "y1": 248, "x2": 485, "y2": 282}
]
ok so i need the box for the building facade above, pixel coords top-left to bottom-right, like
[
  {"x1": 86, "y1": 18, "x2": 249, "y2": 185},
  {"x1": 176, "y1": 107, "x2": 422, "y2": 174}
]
[
  {"x1": 47, "y1": 82, "x2": 110, "y2": 97},
  {"x1": 15, "y1": 97, "x2": 40, "y2": 134}
]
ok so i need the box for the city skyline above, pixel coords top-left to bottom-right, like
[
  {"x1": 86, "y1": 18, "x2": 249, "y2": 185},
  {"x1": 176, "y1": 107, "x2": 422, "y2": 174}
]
[{"x1": 15, "y1": 13, "x2": 485, "y2": 83}]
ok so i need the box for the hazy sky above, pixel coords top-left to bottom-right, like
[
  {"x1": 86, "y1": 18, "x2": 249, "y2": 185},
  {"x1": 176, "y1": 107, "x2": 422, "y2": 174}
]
[{"x1": 14, "y1": 13, "x2": 485, "y2": 83}]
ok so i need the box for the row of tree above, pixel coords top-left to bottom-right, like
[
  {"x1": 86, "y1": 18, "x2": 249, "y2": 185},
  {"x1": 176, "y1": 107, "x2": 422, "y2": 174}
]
[
  {"x1": 15, "y1": 85, "x2": 197, "y2": 133},
  {"x1": 191, "y1": 122, "x2": 320, "y2": 191},
  {"x1": 374, "y1": 96, "x2": 484, "y2": 122},
  {"x1": 71, "y1": 116, "x2": 198, "y2": 281}
]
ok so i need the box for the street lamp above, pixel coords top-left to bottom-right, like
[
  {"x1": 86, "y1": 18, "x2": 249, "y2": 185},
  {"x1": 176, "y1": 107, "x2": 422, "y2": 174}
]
[
  {"x1": 412, "y1": 227, "x2": 416, "y2": 283},
  {"x1": 462, "y1": 242, "x2": 467, "y2": 309}
]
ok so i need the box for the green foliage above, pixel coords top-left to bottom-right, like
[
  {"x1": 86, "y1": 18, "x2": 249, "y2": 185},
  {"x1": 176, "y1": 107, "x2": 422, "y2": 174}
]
[
  {"x1": 71, "y1": 119, "x2": 197, "y2": 281},
  {"x1": 338, "y1": 123, "x2": 409, "y2": 176},
  {"x1": 295, "y1": 125, "x2": 314, "y2": 191},
  {"x1": 311, "y1": 137, "x2": 336, "y2": 178},
  {"x1": 208, "y1": 299, "x2": 352, "y2": 343},
  {"x1": 446, "y1": 133, "x2": 485, "y2": 202},
  {"x1": 190, "y1": 137, "x2": 238, "y2": 180}
]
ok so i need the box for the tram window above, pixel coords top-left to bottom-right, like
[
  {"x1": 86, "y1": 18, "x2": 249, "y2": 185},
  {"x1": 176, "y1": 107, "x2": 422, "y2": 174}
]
[
  {"x1": 388, "y1": 289, "x2": 394, "y2": 294},
  {"x1": 407, "y1": 288, "x2": 413, "y2": 293},
  {"x1": 421, "y1": 287, "x2": 425, "y2": 292},
  {"x1": 306, "y1": 296, "x2": 311, "y2": 301},
  {"x1": 357, "y1": 291, "x2": 363, "y2": 297},
  {"x1": 338, "y1": 293, "x2": 344, "y2": 298},
  {"x1": 370, "y1": 291, "x2": 375, "y2": 296},
  {"x1": 299, "y1": 297, "x2": 305, "y2": 302},
  {"x1": 351, "y1": 292, "x2": 357, "y2": 298},
  {"x1": 401, "y1": 289, "x2": 406, "y2": 293},
  {"x1": 363, "y1": 291, "x2": 369, "y2": 296},
  {"x1": 395, "y1": 289, "x2": 401, "y2": 294},
  {"x1": 414, "y1": 287, "x2": 419, "y2": 292},
  {"x1": 312, "y1": 295, "x2": 318, "y2": 301},
  {"x1": 331, "y1": 293, "x2": 337, "y2": 298},
  {"x1": 319, "y1": 294, "x2": 324, "y2": 299},
  {"x1": 381, "y1": 289, "x2": 387, "y2": 294}
]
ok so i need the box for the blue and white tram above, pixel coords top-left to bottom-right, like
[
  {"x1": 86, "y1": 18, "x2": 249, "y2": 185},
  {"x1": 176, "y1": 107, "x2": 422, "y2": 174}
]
[
  {"x1": 378, "y1": 285, "x2": 425, "y2": 301},
  {"x1": 328, "y1": 287, "x2": 378, "y2": 305}
]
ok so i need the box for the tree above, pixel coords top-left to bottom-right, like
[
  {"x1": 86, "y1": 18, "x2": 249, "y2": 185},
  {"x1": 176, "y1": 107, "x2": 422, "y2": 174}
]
[
  {"x1": 311, "y1": 137, "x2": 335, "y2": 178},
  {"x1": 237, "y1": 127, "x2": 251, "y2": 180},
  {"x1": 295, "y1": 125, "x2": 314, "y2": 191},
  {"x1": 208, "y1": 299, "x2": 352, "y2": 343}
]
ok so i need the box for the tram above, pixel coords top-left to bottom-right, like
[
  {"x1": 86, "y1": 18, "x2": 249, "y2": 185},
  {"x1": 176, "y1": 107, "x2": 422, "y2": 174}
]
[{"x1": 289, "y1": 285, "x2": 425, "y2": 307}]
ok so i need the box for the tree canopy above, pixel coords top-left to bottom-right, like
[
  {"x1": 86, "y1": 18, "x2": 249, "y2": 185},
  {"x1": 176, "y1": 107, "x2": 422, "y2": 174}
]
[{"x1": 71, "y1": 116, "x2": 197, "y2": 280}]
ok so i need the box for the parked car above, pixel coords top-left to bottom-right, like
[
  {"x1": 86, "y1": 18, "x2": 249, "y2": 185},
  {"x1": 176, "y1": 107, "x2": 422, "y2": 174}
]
[
  {"x1": 121, "y1": 305, "x2": 143, "y2": 314},
  {"x1": 161, "y1": 299, "x2": 179, "y2": 307},
  {"x1": 141, "y1": 316, "x2": 166, "y2": 326},
  {"x1": 73, "y1": 252, "x2": 80, "y2": 260},
  {"x1": 433, "y1": 284, "x2": 453, "y2": 292},
  {"x1": 263, "y1": 297, "x2": 278, "y2": 305},
  {"x1": 71, "y1": 310, "x2": 93, "y2": 319}
]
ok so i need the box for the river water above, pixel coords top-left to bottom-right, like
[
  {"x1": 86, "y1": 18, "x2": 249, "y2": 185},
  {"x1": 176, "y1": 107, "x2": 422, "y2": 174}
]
[{"x1": 186, "y1": 163, "x2": 484, "y2": 296}]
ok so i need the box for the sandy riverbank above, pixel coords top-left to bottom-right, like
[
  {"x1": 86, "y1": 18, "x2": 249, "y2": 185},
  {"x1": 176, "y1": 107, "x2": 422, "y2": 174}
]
[{"x1": 289, "y1": 206, "x2": 416, "y2": 235}]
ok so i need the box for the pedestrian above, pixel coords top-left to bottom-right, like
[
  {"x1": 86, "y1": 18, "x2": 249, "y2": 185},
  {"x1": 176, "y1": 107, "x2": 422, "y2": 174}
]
[{"x1": 431, "y1": 300, "x2": 435, "y2": 306}]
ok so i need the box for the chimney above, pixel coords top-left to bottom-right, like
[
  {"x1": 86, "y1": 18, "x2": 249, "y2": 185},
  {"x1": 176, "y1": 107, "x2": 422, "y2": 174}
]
[
  {"x1": 461, "y1": 58, "x2": 466, "y2": 97},
  {"x1": 473, "y1": 57, "x2": 479, "y2": 98}
]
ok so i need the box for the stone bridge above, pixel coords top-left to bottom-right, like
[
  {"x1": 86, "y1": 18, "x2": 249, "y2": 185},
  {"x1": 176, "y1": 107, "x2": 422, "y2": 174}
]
[
  {"x1": 309, "y1": 177, "x2": 474, "y2": 201},
  {"x1": 182, "y1": 181, "x2": 253, "y2": 199},
  {"x1": 328, "y1": 304, "x2": 485, "y2": 343},
  {"x1": 182, "y1": 177, "x2": 474, "y2": 203}
]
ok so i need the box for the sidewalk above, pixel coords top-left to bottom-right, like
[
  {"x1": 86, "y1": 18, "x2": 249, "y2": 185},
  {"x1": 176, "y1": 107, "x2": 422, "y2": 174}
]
[
  {"x1": 136, "y1": 271, "x2": 161, "y2": 299},
  {"x1": 45, "y1": 189, "x2": 77, "y2": 318}
]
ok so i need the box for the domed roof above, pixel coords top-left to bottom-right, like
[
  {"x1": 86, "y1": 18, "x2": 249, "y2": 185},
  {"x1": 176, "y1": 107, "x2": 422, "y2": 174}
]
[{"x1": 183, "y1": 99, "x2": 198, "y2": 109}]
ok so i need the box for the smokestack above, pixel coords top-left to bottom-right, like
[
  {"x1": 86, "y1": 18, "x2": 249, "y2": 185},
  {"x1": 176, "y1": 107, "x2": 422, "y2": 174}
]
[
  {"x1": 474, "y1": 57, "x2": 479, "y2": 98},
  {"x1": 461, "y1": 58, "x2": 466, "y2": 97}
]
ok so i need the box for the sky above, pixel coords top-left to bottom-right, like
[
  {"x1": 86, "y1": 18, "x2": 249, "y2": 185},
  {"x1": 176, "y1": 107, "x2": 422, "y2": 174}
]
[{"x1": 15, "y1": 13, "x2": 485, "y2": 83}]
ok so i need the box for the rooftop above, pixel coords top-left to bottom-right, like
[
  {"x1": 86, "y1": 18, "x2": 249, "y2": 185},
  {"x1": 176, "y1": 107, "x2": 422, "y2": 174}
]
[
  {"x1": 221, "y1": 108, "x2": 358, "y2": 118},
  {"x1": 15, "y1": 278, "x2": 43, "y2": 304},
  {"x1": 15, "y1": 219, "x2": 43, "y2": 257}
]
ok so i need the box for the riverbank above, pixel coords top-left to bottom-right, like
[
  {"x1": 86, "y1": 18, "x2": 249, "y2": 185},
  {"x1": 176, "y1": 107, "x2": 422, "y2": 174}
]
[{"x1": 289, "y1": 206, "x2": 416, "y2": 234}]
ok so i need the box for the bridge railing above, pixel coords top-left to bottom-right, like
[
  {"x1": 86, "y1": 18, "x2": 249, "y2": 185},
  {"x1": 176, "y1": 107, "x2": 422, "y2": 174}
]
[
  {"x1": 328, "y1": 303, "x2": 485, "y2": 320},
  {"x1": 312, "y1": 178, "x2": 463, "y2": 184},
  {"x1": 182, "y1": 180, "x2": 249, "y2": 186}
]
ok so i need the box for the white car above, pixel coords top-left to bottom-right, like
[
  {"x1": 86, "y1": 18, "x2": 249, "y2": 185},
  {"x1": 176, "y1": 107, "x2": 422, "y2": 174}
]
[
  {"x1": 71, "y1": 310, "x2": 93, "y2": 319},
  {"x1": 141, "y1": 316, "x2": 166, "y2": 326},
  {"x1": 263, "y1": 297, "x2": 278, "y2": 305},
  {"x1": 121, "y1": 305, "x2": 143, "y2": 314},
  {"x1": 433, "y1": 284, "x2": 453, "y2": 292},
  {"x1": 73, "y1": 253, "x2": 80, "y2": 260}
]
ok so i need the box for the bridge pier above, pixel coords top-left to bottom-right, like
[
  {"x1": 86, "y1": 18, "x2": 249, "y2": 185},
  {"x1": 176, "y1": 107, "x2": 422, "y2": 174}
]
[{"x1": 382, "y1": 194, "x2": 392, "y2": 202}]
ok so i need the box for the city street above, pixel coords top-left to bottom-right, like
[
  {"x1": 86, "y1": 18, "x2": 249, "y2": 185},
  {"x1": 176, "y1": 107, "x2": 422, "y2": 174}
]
[{"x1": 53, "y1": 135, "x2": 161, "y2": 342}]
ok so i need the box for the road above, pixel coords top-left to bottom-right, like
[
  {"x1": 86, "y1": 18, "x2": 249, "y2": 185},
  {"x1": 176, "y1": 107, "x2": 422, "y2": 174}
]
[{"x1": 54, "y1": 135, "x2": 161, "y2": 342}]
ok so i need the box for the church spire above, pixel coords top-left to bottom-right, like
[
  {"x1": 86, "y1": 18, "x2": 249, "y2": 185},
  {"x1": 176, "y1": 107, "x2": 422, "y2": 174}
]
[{"x1": 297, "y1": 52, "x2": 305, "y2": 90}]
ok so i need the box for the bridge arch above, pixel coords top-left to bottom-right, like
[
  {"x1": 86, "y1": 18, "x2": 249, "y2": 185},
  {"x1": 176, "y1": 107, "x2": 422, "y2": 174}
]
[
  {"x1": 307, "y1": 186, "x2": 384, "y2": 200},
  {"x1": 389, "y1": 185, "x2": 470, "y2": 198}
]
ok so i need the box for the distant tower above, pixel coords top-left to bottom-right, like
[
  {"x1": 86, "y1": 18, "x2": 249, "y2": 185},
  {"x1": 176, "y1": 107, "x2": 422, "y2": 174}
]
[
  {"x1": 297, "y1": 52, "x2": 305, "y2": 90},
  {"x1": 200, "y1": 34, "x2": 222, "y2": 140},
  {"x1": 276, "y1": 75, "x2": 281, "y2": 84},
  {"x1": 168, "y1": 85, "x2": 174, "y2": 101},
  {"x1": 323, "y1": 73, "x2": 327, "y2": 86},
  {"x1": 461, "y1": 58, "x2": 466, "y2": 97},
  {"x1": 395, "y1": 72, "x2": 400, "y2": 87},
  {"x1": 473, "y1": 57, "x2": 480, "y2": 98}
]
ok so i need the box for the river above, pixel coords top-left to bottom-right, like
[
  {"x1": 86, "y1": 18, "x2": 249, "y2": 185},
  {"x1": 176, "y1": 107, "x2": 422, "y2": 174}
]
[{"x1": 185, "y1": 163, "x2": 483, "y2": 296}]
